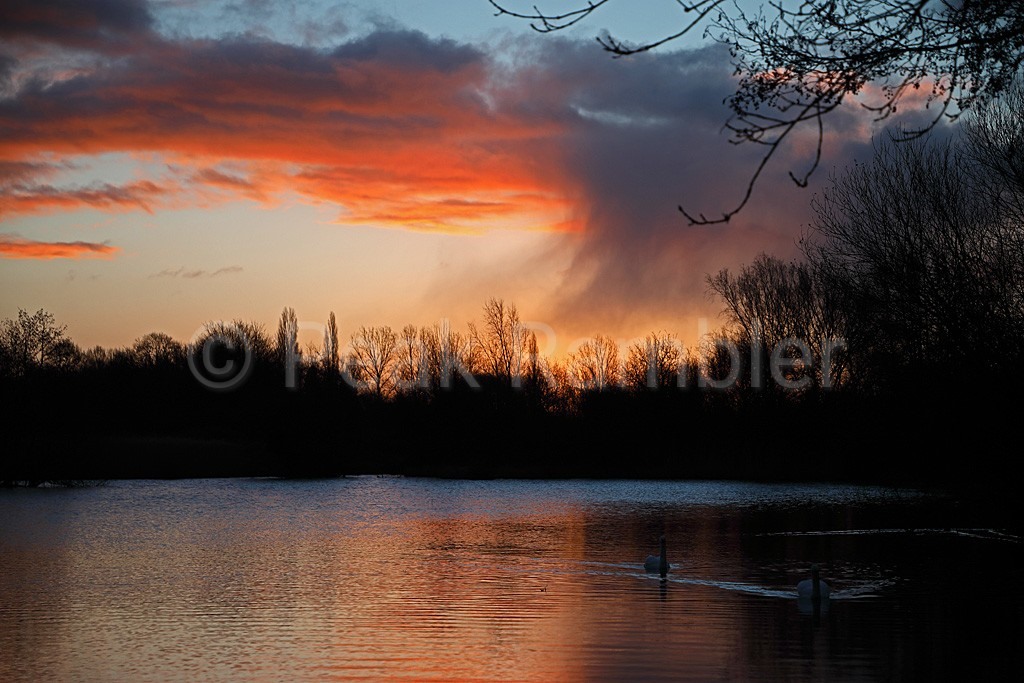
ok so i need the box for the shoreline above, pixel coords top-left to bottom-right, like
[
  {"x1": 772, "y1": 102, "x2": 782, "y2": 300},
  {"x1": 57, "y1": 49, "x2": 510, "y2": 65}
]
[{"x1": 0, "y1": 433, "x2": 985, "y2": 494}]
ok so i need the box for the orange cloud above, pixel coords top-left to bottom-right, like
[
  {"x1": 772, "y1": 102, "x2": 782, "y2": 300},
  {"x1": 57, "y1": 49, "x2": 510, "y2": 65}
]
[
  {"x1": 0, "y1": 233, "x2": 119, "y2": 259},
  {"x1": 0, "y1": 31, "x2": 579, "y2": 232}
]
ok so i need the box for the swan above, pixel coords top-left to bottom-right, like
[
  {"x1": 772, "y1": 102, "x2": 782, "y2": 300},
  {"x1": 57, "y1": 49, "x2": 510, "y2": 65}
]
[
  {"x1": 644, "y1": 536, "x2": 670, "y2": 576},
  {"x1": 796, "y1": 564, "x2": 831, "y2": 601}
]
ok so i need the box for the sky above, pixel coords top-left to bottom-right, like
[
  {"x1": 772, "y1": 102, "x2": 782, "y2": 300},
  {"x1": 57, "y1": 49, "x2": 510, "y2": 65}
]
[{"x1": 0, "y1": 0, "x2": 939, "y2": 356}]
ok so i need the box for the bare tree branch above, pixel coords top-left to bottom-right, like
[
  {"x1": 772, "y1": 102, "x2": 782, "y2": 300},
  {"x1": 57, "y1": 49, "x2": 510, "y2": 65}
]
[{"x1": 489, "y1": 1, "x2": 1024, "y2": 224}]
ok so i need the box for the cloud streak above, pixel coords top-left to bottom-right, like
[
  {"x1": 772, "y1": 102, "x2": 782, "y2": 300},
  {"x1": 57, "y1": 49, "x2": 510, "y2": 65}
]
[
  {"x1": 0, "y1": 179, "x2": 169, "y2": 215},
  {"x1": 150, "y1": 265, "x2": 243, "y2": 279},
  {"x1": 0, "y1": 233, "x2": 119, "y2": 259}
]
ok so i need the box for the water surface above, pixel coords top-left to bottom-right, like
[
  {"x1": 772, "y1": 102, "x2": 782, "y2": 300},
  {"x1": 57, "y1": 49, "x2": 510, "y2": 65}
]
[{"x1": 1, "y1": 478, "x2": 1020, "y2": 681}]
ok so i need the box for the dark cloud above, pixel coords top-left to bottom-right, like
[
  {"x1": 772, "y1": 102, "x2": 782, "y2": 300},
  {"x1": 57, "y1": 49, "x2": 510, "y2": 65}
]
[
  {"x1": 0, "y1": 51, "x2": 17, "y2": 92},
  {"x1": 330, "y1": 29, "x2": 483, "y2": 74},
  {"x1": 0, "y1": 0, "x2": 154, "y2": 52},
  {"x1": 505, "y1": 40, "x2": 939, "y2": 338}
]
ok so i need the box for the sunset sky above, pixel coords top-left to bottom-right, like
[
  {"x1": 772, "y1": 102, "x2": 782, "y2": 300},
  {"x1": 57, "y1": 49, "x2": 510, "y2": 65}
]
[{"x1": 0, "y1": 0, "x2": 931, "y2": 356}]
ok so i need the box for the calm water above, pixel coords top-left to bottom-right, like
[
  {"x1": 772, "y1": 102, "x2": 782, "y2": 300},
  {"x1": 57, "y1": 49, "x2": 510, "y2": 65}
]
[{"x1": 1, "y1": 478, "x2": 1021, "y2": 681}]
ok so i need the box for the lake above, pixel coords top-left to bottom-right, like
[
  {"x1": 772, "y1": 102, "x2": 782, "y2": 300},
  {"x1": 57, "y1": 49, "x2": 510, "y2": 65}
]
[{"x1": 1, "y1": 478, "x2": 1020, "y2": 681}]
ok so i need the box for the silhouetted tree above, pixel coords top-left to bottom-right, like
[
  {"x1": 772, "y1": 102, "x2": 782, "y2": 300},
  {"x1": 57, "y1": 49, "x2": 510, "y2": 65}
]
[
  {"x1": 707, "y1": 254, "x2": 849, "y2": 390},
  {"x1": 803, "y1": 129, "x2": 1024, "y2": 384},
  {"x1": 695, "y1": 327, "x2": 744, "y2": 393},
  {"x1": 420, "y1": 321, "x2": 477, "y2": 390},
  {"x1": 623, "y1": 331, "x2": 683, "y2": 390},
  {"x1": 80, "y1": 345, "x2": 111, "y2": 370},
  {"x1": 276, "y1": 307, "x2": 300, "y2": 387},
  {"x1": 395, "y1": 324, "x2": 428, "y2": 393},
  {"x1": 187, "y1": 319, "x2": 273, "y2": 391},
  {"x1": 348, "y1": 325, "x2": 398, "y2": 397},
  {"x1": 131, "y1": 332, "x2": 185, "y2": 367},
  {"x1": 488, "y1": 1, "x2": 1024, "y2": 223},
  {"x1": 48, "y1": 338, "x2": 83, "y2": 372},
  {"x1": 567, "y1": 335, "x2": 620, "y2": 391},
  {"x1": 276, "y1": 307, "x2": 299, "y2": 360},
  {"x1": 234, "y1": 320, "x2": 275, "y2": 364},
  {"x1": 521, "y1": 330, "x2": 556, "y2": 401},
  {"x1": 303, "y1": 339, "x2": 321, "y2": 365},
  {"x1": 469, "y1": 298, "x2": 527, "y2": 386},
  {"x1": 322, "y1": 311, "x2": 340, "y2": 374},
  {"x1": 962, "y1": 80, "x2": 1024, "y2": 235},
  {"x1": 0, "y1": 308, "x2": 68, "y2": 376}
]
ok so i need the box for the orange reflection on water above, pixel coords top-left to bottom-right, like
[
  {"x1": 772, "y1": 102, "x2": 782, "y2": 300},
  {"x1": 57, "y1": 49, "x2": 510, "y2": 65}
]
[{"x1": 4, "y1": 479, "x2": 1000, "y2": 681}]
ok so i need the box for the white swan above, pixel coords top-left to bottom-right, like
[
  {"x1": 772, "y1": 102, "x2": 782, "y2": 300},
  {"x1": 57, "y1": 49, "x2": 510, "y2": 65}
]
[
  {"x1": 644, "y1": 536, "x2": 670, "y2": 575},
  {"x1": 796, "y1": 564, "x2": 831, "y2": 601}
]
